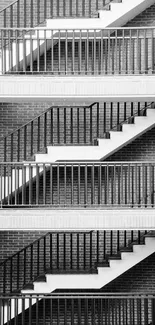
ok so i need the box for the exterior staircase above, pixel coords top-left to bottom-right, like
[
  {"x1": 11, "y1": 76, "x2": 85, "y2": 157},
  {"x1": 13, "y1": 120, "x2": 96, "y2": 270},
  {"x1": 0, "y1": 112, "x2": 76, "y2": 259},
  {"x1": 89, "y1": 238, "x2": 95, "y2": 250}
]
[
  {"x1": 1, "y1": 231, "x2": 155, "y2": 322},
  {"x1": 35, "y1": 103, "x2": 155, "y2": 162},
  {"x1": 1, "y1": 0, "x2": 155, "y2": 74}
]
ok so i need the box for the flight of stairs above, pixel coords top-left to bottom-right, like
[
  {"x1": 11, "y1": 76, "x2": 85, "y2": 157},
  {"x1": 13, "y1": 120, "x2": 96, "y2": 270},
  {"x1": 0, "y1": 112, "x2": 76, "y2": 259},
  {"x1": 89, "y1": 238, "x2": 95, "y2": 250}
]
[
  {"x1": 2, "y1": 232, "x2": 155, "y2": 322},
  {"x1": 35, "y1": 105, "x2": 155, "y2": 162}
]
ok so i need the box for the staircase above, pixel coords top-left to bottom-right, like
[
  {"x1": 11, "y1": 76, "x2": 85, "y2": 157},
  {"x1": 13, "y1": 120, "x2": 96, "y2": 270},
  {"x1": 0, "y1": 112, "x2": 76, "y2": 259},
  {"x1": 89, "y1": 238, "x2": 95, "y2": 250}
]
[
  {"x1": 35, "y1": 103, "x2": 155, "y2": 162},
  {"x1": 1, "y1": 231, "x2": 155, "y2": 322}
]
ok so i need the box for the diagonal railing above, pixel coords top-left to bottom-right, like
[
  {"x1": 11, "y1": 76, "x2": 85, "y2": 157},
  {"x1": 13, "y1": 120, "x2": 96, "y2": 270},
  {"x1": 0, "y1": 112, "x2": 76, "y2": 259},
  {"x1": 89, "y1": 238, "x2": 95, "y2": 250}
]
[
  {"x1": 0, "y1": 230, "x2": 147, "y2": 294},
  {"x1": 1, "y1": 101, "x2": 151, "y2": 162},
  {"x1": 0, "y1": 0, "x2": 114, "y2": 29}
]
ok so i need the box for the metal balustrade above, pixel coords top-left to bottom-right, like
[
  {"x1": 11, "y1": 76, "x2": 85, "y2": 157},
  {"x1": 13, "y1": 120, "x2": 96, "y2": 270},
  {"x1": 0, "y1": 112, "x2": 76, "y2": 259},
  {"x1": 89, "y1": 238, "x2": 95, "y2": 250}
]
[
  {"x1": 0, "y1": 0, "x2": 112, "y2": 29},
  {"x1": 0, "y1": 230, "x2": 147, "y2": 293},
  {"x1": 0, "y1": 162, "x2": 155, "y2": 208},
  {"x1": 0, "y1": 27, "x2": 155, "y2": 75},
  {"x1": 0, "y1": 293, "x2": 155, "y2": 325},
  {"x1": 1, "y1": 101, "x2": 150, "y2": 163}
]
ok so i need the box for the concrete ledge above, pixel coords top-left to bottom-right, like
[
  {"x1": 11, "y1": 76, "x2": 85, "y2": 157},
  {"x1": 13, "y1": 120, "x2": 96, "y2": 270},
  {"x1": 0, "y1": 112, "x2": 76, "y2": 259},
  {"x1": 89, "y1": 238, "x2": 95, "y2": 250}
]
[
  {"x1": 0, "y1": 76, "x2": 155, "y2": 102},
  {"x1": 0, "y1": 209, "x2": 155, "y2": 230}
]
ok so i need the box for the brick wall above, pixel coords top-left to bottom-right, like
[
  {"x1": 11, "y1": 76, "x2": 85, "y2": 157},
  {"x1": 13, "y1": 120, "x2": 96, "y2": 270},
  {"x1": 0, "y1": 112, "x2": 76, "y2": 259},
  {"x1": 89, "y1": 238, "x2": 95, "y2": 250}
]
[
  {"x1": 0, "y1": 230, "x2": 146, "y2": 292},
  {"x1": 0, "y1": 101, "x2": 148, "y2": 162},
  {"x1": 105, "y1": 126, "x2": 155, "y2": 161},
  {"x1": 125, "y1": 3, "x2": 155, "y2": 27},
  {"x1": 102, "y1": 251, "x2": 155, "y2": 293},
  {"x1": 0, "y1": 0, "x2": 13, "y2": 11},
  {"x1": 0, "y1": 0, "x2": 110, "y2": 28}
]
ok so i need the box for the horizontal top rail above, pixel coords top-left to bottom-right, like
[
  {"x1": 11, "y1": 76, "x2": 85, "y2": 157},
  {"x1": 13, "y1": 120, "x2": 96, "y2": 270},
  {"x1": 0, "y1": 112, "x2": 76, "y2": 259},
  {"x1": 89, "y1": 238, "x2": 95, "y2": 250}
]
[
  {"x1": 1, "y1": 161, "x2": 155, "y2": 166},
  {"x1": 1, "y1": 26, "x2": 155, "y2": 31},
  {"x1": 1, "y1": 293, "x2": 155, "y2": 299}
]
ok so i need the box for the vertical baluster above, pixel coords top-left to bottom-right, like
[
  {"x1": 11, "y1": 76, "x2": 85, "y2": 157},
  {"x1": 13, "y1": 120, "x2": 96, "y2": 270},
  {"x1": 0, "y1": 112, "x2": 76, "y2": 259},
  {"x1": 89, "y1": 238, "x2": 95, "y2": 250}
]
[
  {"x1": 89, "y1": 0, "x2": 91, "y2": 17},
  {"x1": 51, "y1": 29, "x2": 53, "y2": 73},
  {"x1": 108, "y1": 29, "x2": 111, "y2": 73},
  {"x1": 50, "y1": 0, "x2": 53, "y2": 18},
  {"x1": 97, "y1": 102, "x2": 99, "y2": 138},
  {"x1": 44, "y1": 236, "x2": 46, "y2": 270},
  {"x1": 37, "y1": 29, "x2": 40, "y2": 72},
  {"x1": 151, "y1": 29, "x2": 154, "y2": 73},
  {"x1": 71, "y1": 165, "x2": 74, "y2": 205},
  {"x1": 144, "y1": 299, "x2": 148, "y2": 325},
  {"x1": 78, "y1": 164, "x2": 80, "y2": 205},
  {"x1": 17, "y1": 253, "x2": 19, "y2": 290},
  {"x1": 44, "y1": 112, "x2": 47, "y2": 148},
  {"x1": 50, "y1": 108, "x2": 53, "y2": 145},
  {"x1": 129, "y1": 29, "x2": 133, "y2": 74},
  {"x1": 84, "y1": 164, "x2": 87, "y2": 206},
  {"x1": 104, "y1": 102, "x2": 106, "y2": 134},
  {"x1": 143, "y1": 29, "x2": 147, "y2": 74},
  {"x1": 57, "y1": 165, "x2": 60, "y2": 205},
  {"x1": 91, "y1": 164, "x2": 95, "y2": 205},
  {"x1": 30, "y1": 245, "x2": 33, "y2": 281},
  {"x1": 71, "y1": 107, "x2": 73, "y2": 144},
  {"x1": 136, "y1": 29, "x2": 140, "y2": 73},
  {"x1": 65, "y1": 30, "x2": 68, "y2": 74},
  {"x1": 30, "y1": 30, "x2": 33, "y2": 73},
  {"x1": 64, "y1": 233, "x2": 66, "y2": 270},
  {"x1": 97, "y1": 230, "x2": 99, "y2": 264},
  {"x1": 90, "y1": 105, "x2": 93, "y2": 143},
  {"x1": 98, "y1": 165, "x2": 102, "y2": 205},
  {"x1": 82, "y1": 0, "x2": 85, "y2": 16},
  {"x1": 76, "y1": 0, "x2": 78, "y2": 16},
  {"x1": 77, "y1": 107, "x2": 79, "y2": 143},
  {"x1": 29, "y1": 163, "x2": 32, "y2": 205},
  {"x1": 36, "y1": 163, "x2": 39, "y2": 205},
  {"x1": 43, "y1": 163, "x2": 46, "y2": 205},
  {"x1": 72, "y1": 30, "x2": 75, "y2": 74},
  {"x1": 84, "y1": 107, "x2": 86, "y2": 143},
  {"x1": 107, "y1": 164, "x2": 109, "y2": 205},
  {"x1": 117, "y1": 230, "x2": 120, "y2": 252},
  {"x1": 24, "y1": 249, "x2": 26, "y2": 285},
  {"x1": 84, "y1": 233, "x2": 86, "y2": 270},
  {"x1": 79, "y1": 31, "x2": 82, "y2": 74},
  {"x1": 44, "y1": 0, "x2": 47, "y2": 20},
  {"x1": 124, "y1": 230, "x2": 127, "y2": 247},
  {"x1": 44, "y1": 29, "x2": 47, "y2": 73},
  {"x1": 110, "y1": 103, "x2": 113, "y2": 129},
  {"x1": 31, "y1": 121, "x2": 33, "y2": 157},
  {"x1": 77, "y1": 233, "x2": 79, "y2": 270},
  {"x1": 31, "y1": 0, "x2": 33, "y2": 27},
  {"x1": 24, "y1": 0, "x2": 26, "y2": 27},
  {"x1": 37, "y1": 117, "x2": 40, "y2": 152},
  {"x1": 50, "y1": 233, "x2": 52, "y2": 270},
  {"x1": 86, "y1": 30, "x2": 89, "y2": 74},
  {"x1": 64, "y1": 164, "x2": 66, "y2": 207},
  {"x1": 37, "y1": 0, "x2": 40, "y2": 25},
  {"x1": 37, "y1": 241, "x2": 40, "y2": 276},
  {"x1": 152, "y1": 298, "x2": 155, "y2": 325},
  {"x1": 57, "y1": 108, "x2": 60, "y2": 144},
  {"x1": 94, "y1": 30, "x2": 96, "y2": 74},
  {"x1": 115, "y1": 29, "x2": 118, "y2": 73},
  {"x1": 90, "y1": 231, "x2": 92, "y2": 268},
  {"x1": 70, "y1": 233, "x2": 72, "y2": 269}
]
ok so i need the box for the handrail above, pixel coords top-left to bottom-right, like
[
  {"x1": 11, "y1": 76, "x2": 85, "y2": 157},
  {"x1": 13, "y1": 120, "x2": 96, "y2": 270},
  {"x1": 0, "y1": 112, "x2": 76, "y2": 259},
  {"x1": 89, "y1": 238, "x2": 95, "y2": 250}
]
[
  {"x1": 1, "y1": 26, "x2": 155, "y2": 30},
  {"x1": 0, "y1": 0, "x2": 17, "y2": 14},
  {"x1": 0, "y1": 230, "x2": 91, "y2": 267},
  {"x1": 1, "y1": 293, "x2": 155, "y2": 298},
  {"x1": 0, "y1": 161, "x2": 155, "y2": 165},
  {"x1": 111, "y1": 102, "x2": 153, "y2": 131},
  {"x1": 0, "y1": 103, "x2": 94, "y2": 142}
]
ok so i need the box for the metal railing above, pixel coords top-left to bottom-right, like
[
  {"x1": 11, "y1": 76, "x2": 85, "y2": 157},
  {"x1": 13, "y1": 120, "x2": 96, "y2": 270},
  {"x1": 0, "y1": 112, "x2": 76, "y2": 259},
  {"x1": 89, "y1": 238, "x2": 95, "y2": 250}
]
[
  {"x1": 0, "y1": 0, "x2": 112, "y2": 29},
  {"x1": 0, "y1": 162, "x2": 155, "y2": 208},
  {"x1": 0, "y1": 27, "x2": 155, "y2": 75},
  {"x1": 1, "y1": 101, "x2": 150, "y2": 162},
  {"x1": 0, "y1": 293, "x2": 155, "y2": 325},
  {"x1": 0, "y1": 230, "x2": 147, "y2": 293}
]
